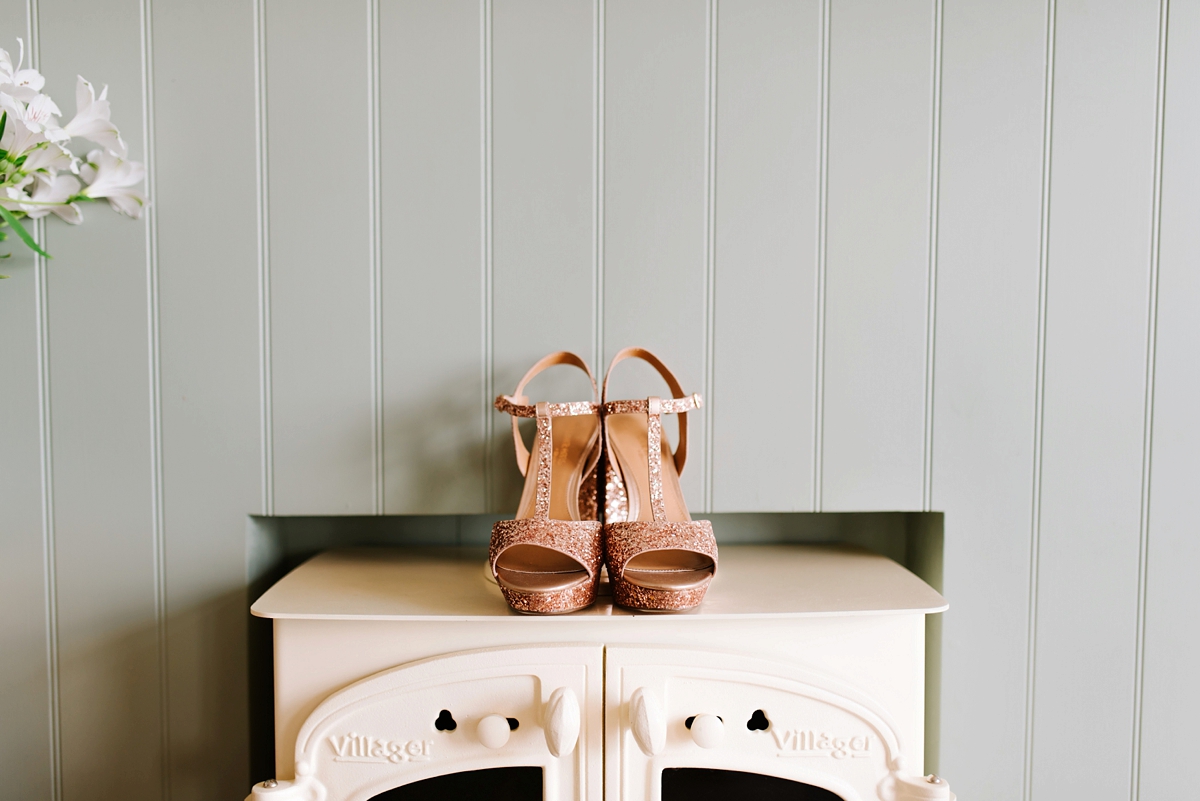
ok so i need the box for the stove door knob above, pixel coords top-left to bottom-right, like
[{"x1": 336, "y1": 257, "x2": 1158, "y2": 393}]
[
  {"x1": 545, "y1": 687, "x2": 580, "y2": 757},
  {"x1": 630, "y1": 687, "x2": 666, "y2": 756},
  {"x1": 690, "y1": 714, "x2": 724, "y2": 749},
  {"x1": 893, "y1": 772, "x2": 955, "y2": 800},
  {"x1": 477, "y1": 714, "x2": 511, "y2": 749}
]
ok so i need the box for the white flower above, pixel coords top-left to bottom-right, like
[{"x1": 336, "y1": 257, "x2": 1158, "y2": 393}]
[
  {"x1": 0, "y1": 103, "x2": 44, "y2": 154},
  {"x1": 4, "y1": 171, "x2": 34, "y2": 193},
  {"x1": 0, "y1": 39, "x2": 144, "y2": 260},
  {"x1": 20, "y1": 142, "x2": 76, "y2": 174},
  {"x1": 11, "y1": 173, "x2": 83, "y2": 223},
  {"x1": 80, "y1": 149, "x2": 144, "y2": 218},
  {"x1": 62, "y1": 77, "x2": 126, "y2": 157},
  {"x1": 0, "y1": 40, "x2": 46, "y2": 102},
  {"x1": 0, "y1": 91, "x2": 65, "y2": 152}
]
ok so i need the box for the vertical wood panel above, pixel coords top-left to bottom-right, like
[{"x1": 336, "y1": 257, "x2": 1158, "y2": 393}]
[
  {"x1": 151, "y1": 0, "x2": 261, "y2": 796},
  {"x1": 710, "y1": 0, "x2": 819, "y2": 512},
  {"x1": 379, "y1": 0, "x2": 485, "y2": 514},
  {"x1": 489, "y1": 0, "x2": 597, "y2": 510},
  {"x1": 820, "y1": 0, "x2": 934, "y2": 511},
  {"x1": 37, "y1": 1, "x2": 163, "y2": 798},
  {"x1": 0, "y1": 16, "x2": 53, "y2": 801},
  {"x1": 266, "y1": 0, "x2": 374, "y2": 514},
  {"x1": 1032, "y1": 1, "x2": 1163, "y2": 798},
  {"x1": 0, "y1": 252, "x2": 54, "y2": 801},
  {"x1": 0, "y1": 67, "x2": 55, "y2": 799},
  {"x1": 1139, "y1": 0, "x2": 1200, "y2": 795},
  {"x1": 931, "y1": 0, "x2": 1048, "y2": 795},
  {"x1": 604, "y1": 0, "x2": 709, "y2": 508}
]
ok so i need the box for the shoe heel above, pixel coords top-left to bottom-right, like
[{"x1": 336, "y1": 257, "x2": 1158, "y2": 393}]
[
  {"x1": 498, "y1": 580, "x2": 599, "y2": 615},
  {"x1": 610, "y1": 574, "x2": 710, "y2": 612}
]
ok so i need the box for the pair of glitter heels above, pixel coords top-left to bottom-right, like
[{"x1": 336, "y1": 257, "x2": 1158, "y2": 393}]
[{"x1": 489, "y1": 348, "x2": 717, "y2": 615}]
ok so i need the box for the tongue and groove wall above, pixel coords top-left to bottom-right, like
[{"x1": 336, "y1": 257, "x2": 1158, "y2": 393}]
[{"x1": 0, "y1": 1, "x2": 1197, "y2": 800}]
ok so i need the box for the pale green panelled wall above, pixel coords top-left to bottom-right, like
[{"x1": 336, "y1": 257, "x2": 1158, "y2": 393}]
[{"x1": 0, "y1": 1, "x2": 1197, "y2": 799}]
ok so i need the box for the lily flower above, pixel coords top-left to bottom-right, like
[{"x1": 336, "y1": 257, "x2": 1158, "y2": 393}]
[
  {"x1": 0, "y1": 38, "x2": 144, "y2": 262},
  {"x1": 0, "y1": 40, "x2": 46, "y2": 102},
  {"x1": 62, "y1": 77, "x2": 126, "y2": 157},
  {"x1": 80, "y1": 148, "x2": 144, "y2": 218},
  {"x1": 8, "y1": 173, "x2": 83, "y2": 223},
  {"x1": 0, "y1": 91, "x2": 66, "y2": 152},
  {"x1": 0, "y1": 104, "x2": 45, "y2": 155},
  {"x1": 20, "y1": 142, "x2": 77, "y2": 175}
]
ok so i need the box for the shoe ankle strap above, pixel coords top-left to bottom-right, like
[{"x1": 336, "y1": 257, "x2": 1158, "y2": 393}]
[
  {"x1": 494, "y1": 351, "x2": 599, "y2": 477},
  {"x1": 495, "y1": 398, "x2": 599, "y2": 419},
  {"x1": 601, "y1": 347, "x2": 700, "y2": 478},
  {"x1": 601, "y1": 394, "x2": 703, "y2": 417}
]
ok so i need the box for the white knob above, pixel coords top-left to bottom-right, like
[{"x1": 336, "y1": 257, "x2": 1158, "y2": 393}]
[
  {"x1": 246, "y1": 775, "x2": 320, "y2": 801},
  {"x1": 689, "y1": 714, "x2": 724, "y2": 749},
  {"x1": 545, "y1": 687, "x2": 581, "y2": 757},
  {"x1": 893, "y1": 772, "x2": 955, "y2": 800},
  {"x1": 629, "y1": 687, "x2": 666, "y2": 756},
  {"x1": 477, "y1": 714, "x2": 511, "y2": 749}
]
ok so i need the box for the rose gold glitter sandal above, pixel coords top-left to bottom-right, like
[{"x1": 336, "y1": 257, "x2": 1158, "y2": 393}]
[
  {"x1": 489, "y1": 351, "x2": 603, "y2": 614},
  {"x1": 601, "y1": 347, "x2": 716, "y2": 612}
]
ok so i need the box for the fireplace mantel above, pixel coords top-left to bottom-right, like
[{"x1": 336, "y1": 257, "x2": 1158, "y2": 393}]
[
  {"x1": 250, "y1": 545, "x2": 951, "y2": 801},
  {"x1": 252, "y1": 544, "x2": 946, "y2": 621}
]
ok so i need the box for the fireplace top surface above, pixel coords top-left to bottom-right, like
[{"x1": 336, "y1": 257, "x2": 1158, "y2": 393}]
[{"x1": 252, "y1": 544, "x2": 946, "y2": 620}]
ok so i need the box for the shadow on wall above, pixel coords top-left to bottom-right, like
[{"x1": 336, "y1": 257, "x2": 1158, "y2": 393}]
[
  {"x1": 378, "y1": 367, "x2": 603, "y2": 515},
  {"x1": 57, "y1": 623, "x2": 162, "y2": 801},
  {"x1": 383, "y1": 370, "x2": 492, "y2": 514},
  {"x1": 244, "y1": 512, "x2": 943, "y2": 783},
  {"x1": 33, "y1": 588, "x2": 250, "y2": 801},
  {"x1": 166, "y1": 590, "x2": 252, "y2": 801}
]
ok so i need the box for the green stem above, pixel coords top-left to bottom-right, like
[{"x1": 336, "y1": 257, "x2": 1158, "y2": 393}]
[{"x1": 0, "y1": 196, "x2": 87, "y2": 207}]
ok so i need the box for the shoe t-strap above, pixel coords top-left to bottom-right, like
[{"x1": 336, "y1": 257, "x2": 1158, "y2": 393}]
[
  {"x1": 493, "y1": 351, "x2": 599, "y2": 478},
  {"x1": 601, "y1": 347, "x2": 703, "y2": 477}
]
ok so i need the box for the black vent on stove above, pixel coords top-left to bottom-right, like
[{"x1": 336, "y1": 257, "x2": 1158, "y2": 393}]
[
  {"x1": 663, "y1": 768, "x2": 844, "y2": 800},
  {"x1": 369, "y1": 766, "x2": 542, "y2": 800},
  {"x1": 747, "y1": 709, "x2": 771, "y2": 731}
]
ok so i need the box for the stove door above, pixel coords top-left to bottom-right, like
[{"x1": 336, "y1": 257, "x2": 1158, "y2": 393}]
[
  {"x1": 258, "y1": 644, "x2": 602, "y2": 801},
  {"x1": 605, "y1": 646, "x2": 939, "y2": 801}
]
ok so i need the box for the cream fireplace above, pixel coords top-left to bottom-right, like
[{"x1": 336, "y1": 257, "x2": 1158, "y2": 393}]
[{"x1": 246, "y1": 544, "x2": 953, "y2": 801}]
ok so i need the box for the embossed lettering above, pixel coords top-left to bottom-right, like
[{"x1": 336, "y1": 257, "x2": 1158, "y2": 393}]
[
  {"x1": 771, "y1": 728, "x2": 872, "y2": 760},
  {"x1": 770, "y1": 728, "x2": 795, "y2": 750},
  {"x1": 328, "y1": 734, "x2": 434, "y2": 764},
  {"x1": 329, "y1": 734, "x2": 354, "y2": 758}
]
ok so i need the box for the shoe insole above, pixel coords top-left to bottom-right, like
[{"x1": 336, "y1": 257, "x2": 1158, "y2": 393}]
[
  {"x1": 623, "y1": 550, "x2": 715, "y2": 591},
  {"x1": 496, "y1": 545, "x2": 591, "y2": 592},
  {"x1": 605, "y1": 414, "x2": 715, "y2": 591},
  {"x1": 496, "y1": 415, "x2": 599, "y2": 595}
]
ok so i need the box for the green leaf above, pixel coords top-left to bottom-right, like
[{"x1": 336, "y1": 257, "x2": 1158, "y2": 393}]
[
  {"x1": 0, "y1": 205, "x2": 52, "y2": 259},
  {"x1": 0, "y1": 111, "x2": 6, "y2": 142}
]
